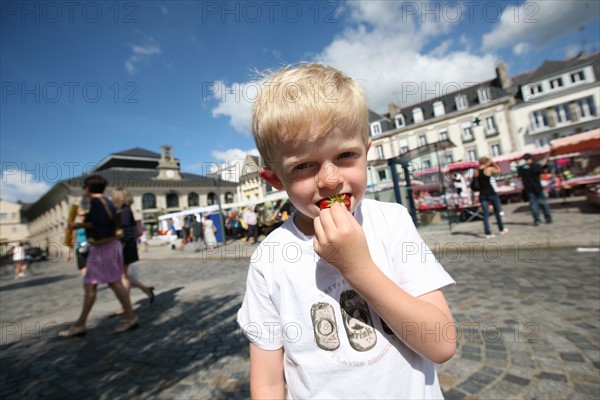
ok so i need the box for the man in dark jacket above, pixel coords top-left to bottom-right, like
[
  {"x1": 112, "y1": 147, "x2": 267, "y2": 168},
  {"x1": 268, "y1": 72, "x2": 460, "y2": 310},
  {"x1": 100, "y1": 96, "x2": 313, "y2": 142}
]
[{"x1": 518, "y1": 153, "x2": 553, "y2": 225}]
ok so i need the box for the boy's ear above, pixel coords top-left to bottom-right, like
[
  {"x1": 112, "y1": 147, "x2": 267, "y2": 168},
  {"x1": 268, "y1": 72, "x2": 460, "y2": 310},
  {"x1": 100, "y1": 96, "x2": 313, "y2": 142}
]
[{"x1": 259, "y1": 167, "x2": 284, "y2": 190}]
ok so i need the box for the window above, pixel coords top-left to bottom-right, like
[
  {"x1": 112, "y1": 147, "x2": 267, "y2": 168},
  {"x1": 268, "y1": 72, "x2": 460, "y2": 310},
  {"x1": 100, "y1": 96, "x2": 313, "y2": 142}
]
[
  {"x1": 225, "y1": 192, "x2": 234, "y2": 204},
  {"x1": 485, "y1": 116, "x2": 497, "y2": 135},
  {"x1": 376, "y1": 145, "x2": 384, "y2": 160},
  {"x1": 418, "y1": 135, "x2": 427, "y2": 146},
  {"x1": 467, "y1": 149, "x2": 478, "y2": 161},
  {"x1": 477, "y1": 87, "x2": 492, "y2": 104},
  {"x1": 578, "y1": 97, "x2": 596, "y2": 118},
  {"x1": 422, "y1": 159, "x2": 431, "y2": 169},
  {"x1": 412, "y1": 107, "x2": 424, "y2": 123},
  {"x1": 207, "y1": 192, "x2": 216, "y2": 206},
  {"x1": 530, "y1": 110, "x2": 548, "y2": 130},
  {"x1": 188, "y1": 192, "x2": 199, "y2": 207},
  {"x1": 433, "y1": 101, "x2": 445, "y2": 117},
  {"x1": 549, "y1": 77, "x2": 563, "y2": 89},
  {"x1": 455, "y1": 94, "x2": 468, "y2": 111},
  {"x1": 370, "y1": 121, "x2": 382, "y2": 136},
  {"x1": 445, "y1": 154, "x2": 454, "y2": 163},
  {"x1": 439, "y1": 128, "x2": 448, "y2": 141},
  {"x1": 491, "y1": 143, "x2": 502, "y2": 157},
  {"x1": 378, "y1": 169, "x2": 388, "y2": 181},
  {"x1": 461, "y1": 121, "x2": 474, "y2": 141},
  {"x1": 399, "y1": 138, "x2": 409, "y2": 154},
  {"x1": 525, "y1": 83, "x2": 543, "y2": 100},
  {"x1": 555, "y1": 104, "x2": 571, "y2": 124},
  {"x1": 394, "y1": 114, "x2": 405, "y2": 128},
  {"x1": 142, "y1": 193, "x2": 156, "y2": 209},
  {"x1": 0, "y1": 213, "x2": 6, "y2": 220},
  {"x1": 166, "y1": 193, "x2": 179, "y2": 208},
  {"x1": 570, "y1": 70, "x2": 585, "y2": 83}
]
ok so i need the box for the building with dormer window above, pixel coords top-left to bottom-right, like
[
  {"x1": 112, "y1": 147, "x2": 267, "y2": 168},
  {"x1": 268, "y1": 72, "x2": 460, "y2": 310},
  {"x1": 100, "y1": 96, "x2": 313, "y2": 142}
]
[
  {"x1": 366, "y1": 52, "x2": 599, "y2": 189},
  {"x1": 510, "y1": 52, "x2": 599, "y2": 148}
]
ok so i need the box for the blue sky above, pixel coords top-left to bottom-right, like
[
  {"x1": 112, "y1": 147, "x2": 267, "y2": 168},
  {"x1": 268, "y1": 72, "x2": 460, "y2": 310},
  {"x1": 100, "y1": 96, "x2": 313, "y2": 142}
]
[{"x1": 1, "y1": 0, "x2": 599, "y2": 203}]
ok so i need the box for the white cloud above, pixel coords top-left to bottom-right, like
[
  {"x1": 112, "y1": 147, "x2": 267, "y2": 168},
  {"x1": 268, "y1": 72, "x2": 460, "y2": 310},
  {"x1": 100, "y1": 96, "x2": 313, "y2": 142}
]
[
  {"x1": 482, "y1": 1, "x2": 600, "y2": 52},
  {"x1": 1, "y1": 169, "x2": 51, "y2": 203},
  {"x1": 209, "y1": 80, "x2": 259, "y2": 135},
  {"x1": 125, "y1": 39, "x2": 162, "y2": 75},
  {"x1": 209, "y1": 0, "x2": 499, "y2": 130},
  {"x1": 513, "y1": 42, "x2": 531, "y2": 56},
  {"x1": 160, "y1": 5, "x2": 168, "y2": 14},
  {"x1": 212, "y1": 148, "x2": 259, "y2": 162}
]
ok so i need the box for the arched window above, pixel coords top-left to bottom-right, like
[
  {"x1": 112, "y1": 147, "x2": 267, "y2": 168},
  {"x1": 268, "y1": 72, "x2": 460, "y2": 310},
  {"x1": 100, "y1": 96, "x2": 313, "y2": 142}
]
[
  {"x1": 166, "y1": 193, "x2": 179, "y2": 208},
  {"x1": 225, "y1": 192, "x2": 234, "y2": 204},
  {"x1": 188, "y1": 192, "x2": 199, "y2": 207},
  {"x1": 142, "y1": 193, "x2": 156, "y2": 209},
  {"x1": 207, "y1": 192, "x2": 216, "y2": 206}
]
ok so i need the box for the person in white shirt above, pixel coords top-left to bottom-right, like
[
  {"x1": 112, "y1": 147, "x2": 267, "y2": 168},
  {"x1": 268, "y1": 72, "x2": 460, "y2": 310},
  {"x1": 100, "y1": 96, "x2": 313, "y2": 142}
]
[
  {"x1": 237, "y1": 63, "x2": 456, "y2": 399},
  {"x1": 242, "y1": 206, "x2": 259, "y2": 244}
]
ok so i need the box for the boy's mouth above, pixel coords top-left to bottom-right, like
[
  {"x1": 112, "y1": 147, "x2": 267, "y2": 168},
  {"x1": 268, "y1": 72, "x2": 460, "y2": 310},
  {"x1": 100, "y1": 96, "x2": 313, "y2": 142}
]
[{"x1": 317, "y1": 193, "x2": 351, "y2": 210}]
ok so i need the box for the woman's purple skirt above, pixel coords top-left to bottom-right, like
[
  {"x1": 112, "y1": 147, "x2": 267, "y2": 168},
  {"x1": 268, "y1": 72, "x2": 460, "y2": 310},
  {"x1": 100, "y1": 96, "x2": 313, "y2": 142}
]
[{"x1": 83, "y1": 239, "x2": 124, "y2": 285}]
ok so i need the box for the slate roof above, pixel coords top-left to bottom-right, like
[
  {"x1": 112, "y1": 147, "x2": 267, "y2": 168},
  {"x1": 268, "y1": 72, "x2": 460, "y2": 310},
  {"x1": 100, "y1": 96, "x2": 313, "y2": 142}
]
[{"x1": 64, "y1": 168, "x2": 238, "y2": 187}]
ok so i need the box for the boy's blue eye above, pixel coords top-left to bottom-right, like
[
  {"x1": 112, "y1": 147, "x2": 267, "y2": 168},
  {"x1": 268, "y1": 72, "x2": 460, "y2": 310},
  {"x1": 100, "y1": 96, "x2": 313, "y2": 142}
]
[
  {"x1": 295, "y1": 163, "x2": 309, "y2": 170},
  {"x1": 339, "y1": 152, "x2": 353, "y2": 159}
]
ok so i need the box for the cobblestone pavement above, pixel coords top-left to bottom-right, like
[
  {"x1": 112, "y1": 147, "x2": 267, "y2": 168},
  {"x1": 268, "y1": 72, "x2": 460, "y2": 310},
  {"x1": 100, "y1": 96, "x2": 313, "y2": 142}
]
[{"x1": 1, "y1": 198, "x2": 599, "y2": 399}]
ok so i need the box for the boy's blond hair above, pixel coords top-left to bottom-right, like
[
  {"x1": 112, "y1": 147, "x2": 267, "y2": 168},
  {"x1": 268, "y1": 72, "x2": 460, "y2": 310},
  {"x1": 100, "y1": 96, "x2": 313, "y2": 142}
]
[{"x1": 252, "y1": 63, "x2": 369, "y2": 167}]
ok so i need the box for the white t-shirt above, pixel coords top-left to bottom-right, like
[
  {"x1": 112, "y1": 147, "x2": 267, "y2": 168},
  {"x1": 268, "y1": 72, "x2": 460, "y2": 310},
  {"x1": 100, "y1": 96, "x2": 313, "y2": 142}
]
[{"x1": 237, "y1": 199, "x2": 455, "y2": 399}]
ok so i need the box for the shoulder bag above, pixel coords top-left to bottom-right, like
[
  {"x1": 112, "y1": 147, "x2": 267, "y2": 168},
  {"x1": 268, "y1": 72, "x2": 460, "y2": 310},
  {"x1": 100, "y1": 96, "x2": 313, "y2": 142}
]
[{"x1": 88, "y1": 197, "x2": 124, "y2": 246}]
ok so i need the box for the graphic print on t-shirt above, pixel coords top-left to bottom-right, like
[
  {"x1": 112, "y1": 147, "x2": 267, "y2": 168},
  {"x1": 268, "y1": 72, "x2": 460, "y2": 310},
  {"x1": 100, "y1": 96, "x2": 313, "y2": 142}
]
[
  {"x1": 340, "y1": 290, "x2": 377, "y2": 351},
  {"x1": 310, "y1": 302, "x2": 341, "y2": 351}
]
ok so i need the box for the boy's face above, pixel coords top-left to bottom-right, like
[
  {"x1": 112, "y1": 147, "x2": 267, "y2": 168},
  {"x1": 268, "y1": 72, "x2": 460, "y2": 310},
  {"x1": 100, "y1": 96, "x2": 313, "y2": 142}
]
[{"x1": 260, "y1": 126, "x2": 371, "y2": 234}]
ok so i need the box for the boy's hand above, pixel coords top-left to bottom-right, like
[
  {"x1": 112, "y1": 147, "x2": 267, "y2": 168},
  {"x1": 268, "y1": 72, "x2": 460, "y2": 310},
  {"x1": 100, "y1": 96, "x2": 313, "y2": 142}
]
[{"x1": 313, "y1": 203, "x2": 372, "y2": 277}]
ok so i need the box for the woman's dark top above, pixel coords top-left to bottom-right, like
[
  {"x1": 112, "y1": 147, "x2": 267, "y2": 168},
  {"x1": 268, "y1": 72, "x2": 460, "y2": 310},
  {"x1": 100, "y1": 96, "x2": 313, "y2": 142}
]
[
  {"x1": 476, "y1": 172, "x2": 497, "y2": 197},
  {"x1": 84, "y1": 197, "x2": 117, "y2": 241}
]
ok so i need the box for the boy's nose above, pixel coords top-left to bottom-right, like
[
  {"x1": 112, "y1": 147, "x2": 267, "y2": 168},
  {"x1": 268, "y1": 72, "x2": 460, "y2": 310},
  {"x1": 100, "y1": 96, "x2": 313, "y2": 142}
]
[{"x1": 317, "y1": 163, "x2": 344, "y2": 189}]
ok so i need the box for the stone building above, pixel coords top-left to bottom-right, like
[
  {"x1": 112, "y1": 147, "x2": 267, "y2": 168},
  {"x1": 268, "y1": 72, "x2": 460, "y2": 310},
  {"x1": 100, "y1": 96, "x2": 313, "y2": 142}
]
[
  {"x1": 367, "y1": 52, "x2": 599, "y2": 184},
  {"x1": 23, "y1": 145, "x2": 238, "y2": 251},
  {"x1": 0, "y1": 199, "x2": 29, "y2": 249}
]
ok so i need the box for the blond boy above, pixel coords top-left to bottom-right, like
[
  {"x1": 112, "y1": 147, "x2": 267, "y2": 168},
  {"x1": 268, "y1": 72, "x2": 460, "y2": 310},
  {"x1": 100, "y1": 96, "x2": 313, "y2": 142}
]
[{"x1": 237, "y1": 63, "x2": 456, "y2": 399}]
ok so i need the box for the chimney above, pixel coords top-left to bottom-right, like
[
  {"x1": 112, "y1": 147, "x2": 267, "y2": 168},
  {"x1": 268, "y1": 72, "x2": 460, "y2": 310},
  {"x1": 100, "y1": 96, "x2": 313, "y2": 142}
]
[
  {"x1": 496, "y1": 62, "x2": 512, "y2": 89},
  {"x1": 388, "y1": 102, "x2": 401, "y2": 117}
]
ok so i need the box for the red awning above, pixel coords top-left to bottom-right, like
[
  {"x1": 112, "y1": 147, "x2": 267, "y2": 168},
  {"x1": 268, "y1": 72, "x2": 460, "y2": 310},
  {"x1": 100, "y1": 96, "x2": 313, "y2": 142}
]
[
  {"x1": 413, "y1": 161, "x2": 479, "y2": 177},
  {"x1": 492, "y1": 145, "x2": 550, "y2": 163},
  {"x1": 550, "y1": 129, "x2": 600, "y2": 156}
]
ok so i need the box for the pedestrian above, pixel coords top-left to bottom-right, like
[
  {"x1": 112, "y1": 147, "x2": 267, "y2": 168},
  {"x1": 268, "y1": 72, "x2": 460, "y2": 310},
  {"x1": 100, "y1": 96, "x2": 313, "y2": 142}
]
[
  {"x1": 518, "y1": 153, "x2": 553, "y2": 225},
  {"x1": 202, "y1": 215, "x2": 217, "y2": 249},
  {"x1": 237, "y1": 63, "x2": 456, "y2": 399},
  {"x1": 190, "y1": 215, "x2": 204, "y2": 252},
  {"x1": 171, "y1": 217, "x2": 183, "y2": 239},
  {"x1": 71, "y1": 208, "x2": 89, "y2": 276},
  {"x1": 59, "y1": 174, "x2": 138, "y2": 337},
  {"x1": 140, "y1": 230, "x2": 149, "y2": 252},
  {"x1": 473, "y1": 157, "x2": 509, "y2": 238},
  {"x1": 111, "y1": 188, "x2": 155, "y2": 317},
  {"x1": 10, "y1": 242, "x2": 27, "y2": 279},
  {"x1": 453, "y1": 172, "x2": 467, "y2": 196},
  {"x1": 241, "y1": 206, "x2": 259, "y2": 244}
]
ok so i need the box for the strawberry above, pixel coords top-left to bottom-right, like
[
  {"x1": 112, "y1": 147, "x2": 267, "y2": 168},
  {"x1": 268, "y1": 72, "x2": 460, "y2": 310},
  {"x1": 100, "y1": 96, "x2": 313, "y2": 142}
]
[{"x1": 318, "y1": 194, "x2": 351, "y2": 210}]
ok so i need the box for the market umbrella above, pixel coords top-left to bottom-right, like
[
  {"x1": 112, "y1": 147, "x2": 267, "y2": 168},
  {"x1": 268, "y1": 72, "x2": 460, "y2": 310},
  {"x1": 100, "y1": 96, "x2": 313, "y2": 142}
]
[{"x1": 550, "y1": 129, "x2": 600, "y2": 156}]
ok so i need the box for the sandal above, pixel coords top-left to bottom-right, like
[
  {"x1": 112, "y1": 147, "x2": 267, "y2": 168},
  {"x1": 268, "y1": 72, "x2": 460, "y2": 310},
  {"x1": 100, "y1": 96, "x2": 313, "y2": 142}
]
[
  {"x1": 147, "y1": 287, "x2": 155, "y2": 305},
  {"x1": 113, "y1": 317, "x2": 139, "y2": 334},
  {"x1": 58, "y1": 325, "x2": 87, "y2": 337}
]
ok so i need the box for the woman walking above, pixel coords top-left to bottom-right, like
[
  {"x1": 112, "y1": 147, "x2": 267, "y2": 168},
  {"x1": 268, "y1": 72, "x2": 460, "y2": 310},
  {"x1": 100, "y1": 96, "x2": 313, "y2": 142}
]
[
  {"x1": 473, "y1": 157, "x2": 509, "y2": 239},
  {"x1": 111, "y1": 188, "x2": 155, "y2": 316},
  {"x1": 59, "y1": 175, "x2": 138, "y2": 337}
]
